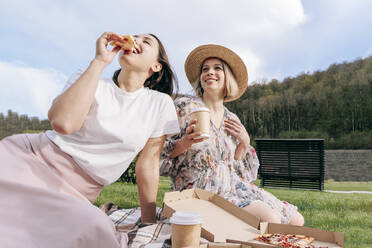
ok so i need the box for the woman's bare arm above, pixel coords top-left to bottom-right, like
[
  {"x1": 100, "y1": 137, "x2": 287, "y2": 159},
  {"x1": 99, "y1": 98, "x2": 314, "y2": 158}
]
[{"x1": 48, "y1": 32, "x2": 121, "y2": 134}]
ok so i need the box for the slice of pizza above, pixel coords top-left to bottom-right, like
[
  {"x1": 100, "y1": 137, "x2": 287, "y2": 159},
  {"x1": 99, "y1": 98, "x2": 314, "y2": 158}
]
[
  {"x1": 255, "y1": 233, "x2": 315, "y2": 248},
  {"x1": 287, "y1": 234, "x2": 315, "y2": 248},
  {"x1": 109, "y1": 35, "x2": 140, "y2": 53}
]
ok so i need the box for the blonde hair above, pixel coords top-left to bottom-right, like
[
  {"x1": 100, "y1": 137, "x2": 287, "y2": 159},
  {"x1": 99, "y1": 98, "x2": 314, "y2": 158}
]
[{"x1": 192, "y1": 59, "x2": 239, "y2": 100}]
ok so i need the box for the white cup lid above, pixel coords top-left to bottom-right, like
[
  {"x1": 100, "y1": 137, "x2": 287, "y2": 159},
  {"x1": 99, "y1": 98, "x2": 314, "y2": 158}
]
[
  {"x1": 169, "y1": 211, "x2": 203, "y2": 225},
  {"x1": 193, "y1": 133, "x2": 210, "y2": 140},
  {"x1": 189, "y1": 107, "x2": 210, "y2": 114}
]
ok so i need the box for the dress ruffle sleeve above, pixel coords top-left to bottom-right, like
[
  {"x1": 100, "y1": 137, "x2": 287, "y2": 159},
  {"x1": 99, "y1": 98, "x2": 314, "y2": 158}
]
[
  {"x1": 159, "y1": 134, "x2": 181, "y2": 177},
  {"x1": 234, "y1": 145, "x2": 260, "y2": 182},
  {"x1": 159, "y1": 96, "x2": 203, "y2": 177}
]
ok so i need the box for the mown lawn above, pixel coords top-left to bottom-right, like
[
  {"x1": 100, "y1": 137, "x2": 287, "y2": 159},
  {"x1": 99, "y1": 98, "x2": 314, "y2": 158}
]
[{"x1": 95, "y1": 179, "x2": 372, "y2": 248}]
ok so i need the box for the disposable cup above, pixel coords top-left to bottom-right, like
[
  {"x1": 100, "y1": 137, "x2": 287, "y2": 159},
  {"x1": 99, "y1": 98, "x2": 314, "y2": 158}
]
[
  {"x1": 189, "y1": 107, "x2": 210, "y2": 140},
  {"x1": 170, "y1": 211, "x2": 203, "y2": 248}
]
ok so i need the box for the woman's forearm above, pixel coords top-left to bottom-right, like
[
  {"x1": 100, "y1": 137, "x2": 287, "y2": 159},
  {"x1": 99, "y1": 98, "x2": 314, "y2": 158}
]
[
  {"x1": 234, "y1": 142, "x2": 249, "y2": 160},
  {"x1": 48, "y1": 59, "x2": 106, "y2": 134},
  {"x1": 136, "y1": 160, "x2": 159, "y2": 223},
  {"x1": 169, "y1": 138, "x2": 191, "y2": 158},
  {"x1": 136, "y1": 136, "x2": 165, "y2": 223}
]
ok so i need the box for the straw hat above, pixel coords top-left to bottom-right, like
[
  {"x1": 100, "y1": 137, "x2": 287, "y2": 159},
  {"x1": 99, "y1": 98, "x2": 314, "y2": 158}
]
[{"x1": 184, "y1": 44, "x2": 248, "y2": 102}]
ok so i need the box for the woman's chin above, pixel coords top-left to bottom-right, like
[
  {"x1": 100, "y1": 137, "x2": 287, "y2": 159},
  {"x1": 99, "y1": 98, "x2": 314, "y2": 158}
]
[
  {"x1": 203, "y1": 85, "x2": 223, "y2": 92},
  {"x1": 203, "y1": 88, "x2": 225, "y2": 98},
  {"x1": 118, "y1": 53, "x2": 134, "y2": 66}
]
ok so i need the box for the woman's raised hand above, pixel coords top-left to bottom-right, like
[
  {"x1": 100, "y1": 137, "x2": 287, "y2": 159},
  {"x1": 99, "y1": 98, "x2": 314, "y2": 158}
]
[
  {"x1": 94, "y1": 32, "x2": 122, "y2": 65},
  {"x1": 182, "y1": 119, "x2": 207, "y2": 147},
  {"x1": 224, "y1": 118, "x2": 250, "y2": 147},
  {"x1": 169, "y1": 119, "x2": 207, "y2": 158}
]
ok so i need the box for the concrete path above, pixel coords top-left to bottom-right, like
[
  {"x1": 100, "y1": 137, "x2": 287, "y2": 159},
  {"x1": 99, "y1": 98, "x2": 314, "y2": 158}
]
[{"x1": 324, "y1": 190, "x2": 372, "y2": 194}]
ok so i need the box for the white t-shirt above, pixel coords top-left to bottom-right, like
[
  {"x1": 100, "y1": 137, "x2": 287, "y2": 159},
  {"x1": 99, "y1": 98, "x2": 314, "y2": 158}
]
[{"x1": 46, "y1": 70, "x2": 180, "y2": 185}]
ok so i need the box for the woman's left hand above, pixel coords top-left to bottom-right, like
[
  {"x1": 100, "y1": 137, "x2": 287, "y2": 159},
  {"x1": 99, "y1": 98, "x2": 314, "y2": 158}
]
[{"x1": 224, "y1": 118, "x2": 250, "y2": 147}]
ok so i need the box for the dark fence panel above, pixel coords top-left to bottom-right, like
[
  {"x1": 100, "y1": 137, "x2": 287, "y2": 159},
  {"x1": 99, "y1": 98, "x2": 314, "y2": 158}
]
[{"x1": 256, "y1": 139, "x2": 324, "y2": 190}]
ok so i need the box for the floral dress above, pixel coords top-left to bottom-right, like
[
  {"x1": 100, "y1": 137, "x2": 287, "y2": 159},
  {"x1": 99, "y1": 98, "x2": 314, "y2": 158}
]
[{"x1": 160, "y1": 96, "x2": 298, "y2": 224}]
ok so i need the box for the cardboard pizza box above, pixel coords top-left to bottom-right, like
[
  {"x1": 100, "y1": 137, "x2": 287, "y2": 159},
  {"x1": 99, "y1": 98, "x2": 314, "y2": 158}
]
[
  {"x1": 162, "y1": 188, "x2": 261, "y2": 242},
  {"x1": 162, "y1": 188, "x2": 344, "y2": 248}
]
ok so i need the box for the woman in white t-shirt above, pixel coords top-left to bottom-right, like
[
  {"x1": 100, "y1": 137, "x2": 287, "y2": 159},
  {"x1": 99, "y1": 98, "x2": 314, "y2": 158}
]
[{"x1": 0, "y1": 32, "x2": 180, "y2": 248}]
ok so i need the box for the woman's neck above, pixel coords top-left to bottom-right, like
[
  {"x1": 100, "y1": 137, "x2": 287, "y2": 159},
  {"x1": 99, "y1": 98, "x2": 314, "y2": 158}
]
[
  {"x1": 202, "y1": 92, "x2": 225, "y2": 129},
  {"x1": 117, "y1": 69, "x2": 148, "y2": 92},
  {"x1": 202, "y1": 93, "x2": 224, "y2": 113}
]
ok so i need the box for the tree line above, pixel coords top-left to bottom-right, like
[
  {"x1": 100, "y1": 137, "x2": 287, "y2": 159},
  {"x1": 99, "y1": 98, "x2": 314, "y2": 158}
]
[
  {"x1": 226, "y1": 56, "x2": 372, "y2": 149},
  {"x1": 1, "y1": 56, "x2": 372, "y2": 149},
  {"x1": 0, "y1": 110, "x2": 51, "y2": 139}
]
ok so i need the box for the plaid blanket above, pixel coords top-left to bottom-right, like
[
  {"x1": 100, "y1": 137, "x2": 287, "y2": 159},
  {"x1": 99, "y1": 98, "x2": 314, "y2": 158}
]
[
  {"x1": 100, "y1": 202, "x2": 171, "y2": 248},
  {"x1": 100, "y1": 203, "x2": 210, "y2": 248}
]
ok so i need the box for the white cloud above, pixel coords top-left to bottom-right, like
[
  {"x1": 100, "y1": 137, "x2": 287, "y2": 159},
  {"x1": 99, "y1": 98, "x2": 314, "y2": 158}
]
[
  {"x1": 0, "y1": 0, "x2": 307, "y2": 67},
  {"x1": 363, "y1": 48, "x2": 372, "y2": 58},
  {"x1": 0, "y1": 61, "x2": 66, "y2": 118},
  {"x1": 258, "y1": 0, "x2": 372, "y2": 82},
  {"x1": 6, "y1": 0, "x2": 372, "y2": 116},
  {"x1": 0, "y1": 0, "x2": 309, "y2": 116},
  {"x1": 227, "y1": 0, "x2": 307, "y2": 37}
]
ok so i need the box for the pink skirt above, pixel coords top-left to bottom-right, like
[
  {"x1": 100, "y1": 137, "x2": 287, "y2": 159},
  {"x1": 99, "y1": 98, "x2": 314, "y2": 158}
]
[{"x1": 0, "y1": 133, "x2": 127, "y2": 248}]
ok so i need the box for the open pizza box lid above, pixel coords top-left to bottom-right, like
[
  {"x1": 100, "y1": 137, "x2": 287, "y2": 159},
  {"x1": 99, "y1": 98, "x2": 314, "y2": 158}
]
[
  {"x1": 162, "y1": 188, "x2": 344, "y2": 248},
  {"x1": 162, "y1": 188, "x2": 261, "y2": 242}
]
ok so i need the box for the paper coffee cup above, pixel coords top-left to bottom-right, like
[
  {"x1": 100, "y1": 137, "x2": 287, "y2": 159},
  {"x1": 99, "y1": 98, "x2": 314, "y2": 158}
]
[
  {"x1": 170, "y1": 211, "x2": 203, "y2": 248},
  {"x1": 189, "y1": 107, "x2": 210, "y2": 140}
]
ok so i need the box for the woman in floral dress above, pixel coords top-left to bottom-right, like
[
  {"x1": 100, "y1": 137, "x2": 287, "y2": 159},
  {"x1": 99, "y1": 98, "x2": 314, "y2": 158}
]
[{"x1": 160, "y1": 44, "x2": 304, "y2": 225}]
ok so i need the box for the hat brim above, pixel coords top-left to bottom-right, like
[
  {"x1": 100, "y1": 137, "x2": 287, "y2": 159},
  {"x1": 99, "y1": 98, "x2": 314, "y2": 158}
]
[{"x1": 184, "y1": 44, "x2": 248, "y2": 102}]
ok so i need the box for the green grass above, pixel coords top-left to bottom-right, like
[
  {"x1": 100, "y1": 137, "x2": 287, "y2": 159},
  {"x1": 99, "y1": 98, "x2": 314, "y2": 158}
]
[
  {"x1": 94, "y1": 177, "x2": 172, "y2": 208},
  {"x1": 323, "y1": 180, "x2": 372, "y2": 191},
  {"x1": 95, "y1": 178, "x2": 372, "y2": 248}
]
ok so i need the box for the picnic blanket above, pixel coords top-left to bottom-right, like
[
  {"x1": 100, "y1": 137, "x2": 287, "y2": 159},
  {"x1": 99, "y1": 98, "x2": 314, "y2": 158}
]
[{"x1": 100, "y1": 203, "x2": 208, "y2": 248}]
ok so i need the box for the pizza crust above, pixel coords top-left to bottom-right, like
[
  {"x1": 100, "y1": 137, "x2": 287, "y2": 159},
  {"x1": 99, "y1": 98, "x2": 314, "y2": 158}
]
[{"x1": 109, "y1": 35, "x2": 139, "y2": 53}]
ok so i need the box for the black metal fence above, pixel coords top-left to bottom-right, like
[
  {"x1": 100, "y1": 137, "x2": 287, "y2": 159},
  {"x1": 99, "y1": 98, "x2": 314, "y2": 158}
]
[{"x1": 256, "y1": 139, "x2": 324, "y2": 190}]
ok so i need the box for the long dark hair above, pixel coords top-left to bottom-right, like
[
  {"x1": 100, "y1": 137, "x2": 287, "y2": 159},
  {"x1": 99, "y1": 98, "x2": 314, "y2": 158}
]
[{"x1": 112, "y1": 33, "x2": 178, "y2": 96}]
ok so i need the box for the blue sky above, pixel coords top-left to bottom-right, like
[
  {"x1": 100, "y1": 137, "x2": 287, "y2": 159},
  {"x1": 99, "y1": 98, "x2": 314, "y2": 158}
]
[{"x1": 1, "y1": 0, "x2": 372, "y2": 119}]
